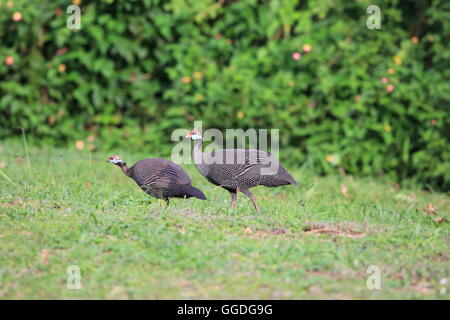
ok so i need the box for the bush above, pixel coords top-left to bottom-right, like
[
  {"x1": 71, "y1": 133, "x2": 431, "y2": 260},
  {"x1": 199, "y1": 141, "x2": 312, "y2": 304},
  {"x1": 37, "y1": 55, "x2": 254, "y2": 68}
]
[{"x1": 0, "y1": 0, "x2": 449, "y2": 190}]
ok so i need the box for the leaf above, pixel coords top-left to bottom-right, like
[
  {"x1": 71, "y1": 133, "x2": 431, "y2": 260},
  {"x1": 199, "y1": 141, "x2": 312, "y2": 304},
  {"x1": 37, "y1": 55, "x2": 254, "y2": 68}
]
[
  {"x1": 340, "y1": 184, "x2": 350, "y2": 198},
  {"x1": 423, "y1": 203, "x2": 438, "y2": 216},
  {"x1": 433, "y1": 217, "x2": 446, "y2": 223}
]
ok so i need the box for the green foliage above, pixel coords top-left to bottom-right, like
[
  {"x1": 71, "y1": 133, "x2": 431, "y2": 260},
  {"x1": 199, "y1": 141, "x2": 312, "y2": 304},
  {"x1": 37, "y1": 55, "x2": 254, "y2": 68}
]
[{"x1": 0, "y1": 0, "x2": 449, "y2": 190}]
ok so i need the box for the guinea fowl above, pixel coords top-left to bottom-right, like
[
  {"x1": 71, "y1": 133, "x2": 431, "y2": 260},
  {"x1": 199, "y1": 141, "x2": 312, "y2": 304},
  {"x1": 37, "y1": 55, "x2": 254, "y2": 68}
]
[
  {"x1": 185, "y1": 128, "x2": 298, "y2": 213},
  {"x1": 107, "y1": 154, "x2": 206, "y2": 204}
]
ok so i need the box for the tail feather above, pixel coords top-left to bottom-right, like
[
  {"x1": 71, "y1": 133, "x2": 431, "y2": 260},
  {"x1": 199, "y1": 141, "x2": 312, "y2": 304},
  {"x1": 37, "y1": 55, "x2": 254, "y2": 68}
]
[
  {"x1": 183, "y1": 185, "x2": 207, "y2": 200},
  {"x1": 288, "y1": 175, "x2": 299, "y2": 186},
  {"x1": 279, "y1": 166, "x2": 299, "y2": 186}
]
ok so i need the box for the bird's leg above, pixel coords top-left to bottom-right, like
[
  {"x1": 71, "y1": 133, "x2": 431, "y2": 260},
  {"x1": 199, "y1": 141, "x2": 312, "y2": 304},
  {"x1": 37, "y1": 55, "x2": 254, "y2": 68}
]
[
  {"x1": 241, "y1": 189, "x2": 259, "y2": 213},
  {"x1": 229, "y1": 189, "x2": 238, "y2": 209},
  {"x1": 164, "y1": 198, "x2": 170, "y2": 206}
]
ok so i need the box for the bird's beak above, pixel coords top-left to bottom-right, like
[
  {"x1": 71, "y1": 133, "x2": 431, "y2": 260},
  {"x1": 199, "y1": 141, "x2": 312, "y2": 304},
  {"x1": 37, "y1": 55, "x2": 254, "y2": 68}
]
[
  {"x1": 107, "y1": 157, "x2": 119, "y2": 163},
  {"x1": 185, "y1": 130, "x2": 193, "y2": 139}
]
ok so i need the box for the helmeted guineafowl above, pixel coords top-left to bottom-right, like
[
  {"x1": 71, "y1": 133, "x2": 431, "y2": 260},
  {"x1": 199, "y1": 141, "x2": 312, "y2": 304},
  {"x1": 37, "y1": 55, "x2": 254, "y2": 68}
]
[
  {"x1": 107, "y1": 154, "x2": 206, "y2": 204},
  {"x1": 185, "y1": 128, "x2": 298, "y2": 213}
]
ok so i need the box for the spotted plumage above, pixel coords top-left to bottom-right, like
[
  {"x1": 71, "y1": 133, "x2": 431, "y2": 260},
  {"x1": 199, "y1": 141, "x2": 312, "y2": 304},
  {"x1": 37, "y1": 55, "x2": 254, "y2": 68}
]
[
  {"x1": 107, "y1": 155, "x2": 206, "y2": 204},
  {"x1": 186, "y1": 128, "x2": 298, "y2": 213}
]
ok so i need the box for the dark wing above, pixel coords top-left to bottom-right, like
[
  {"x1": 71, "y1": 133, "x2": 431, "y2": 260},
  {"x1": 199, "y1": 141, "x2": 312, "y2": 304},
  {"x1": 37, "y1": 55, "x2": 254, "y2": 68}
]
[
  {"x1": 156, "y1": 161, "x2": 192, "y2": 185},
  {"x1": 131, "y1": 159, "x2": 192, "y2": 189},
  {"x1": 205, "y1": 149, "x2": 278, "y2": 184}
]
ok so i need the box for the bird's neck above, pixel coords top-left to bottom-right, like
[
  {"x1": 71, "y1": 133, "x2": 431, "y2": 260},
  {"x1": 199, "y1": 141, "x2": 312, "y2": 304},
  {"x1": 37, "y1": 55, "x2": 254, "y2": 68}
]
[
  {"x1": 192, "y1": 139, "x2": 209, "y2": 176},
  {"x1": 118, "y1": 163, "x2": 131, "y2": 176},
  {"x1": 192, "y1": 139, "x2": 203, "y2": 163}
]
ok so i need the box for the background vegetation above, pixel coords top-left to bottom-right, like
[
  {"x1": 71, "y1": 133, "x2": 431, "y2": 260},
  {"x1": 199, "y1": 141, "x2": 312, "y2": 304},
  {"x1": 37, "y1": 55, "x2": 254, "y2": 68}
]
[
  {"x1": 0, "y1": 0, "x2": 449, "y2": 190},
  {"x1": 0, "y1": 144, "x2": 448, "y2": 299},
  {"x1": 0, "y1": 1, "x2": 448, "y2": 300}
]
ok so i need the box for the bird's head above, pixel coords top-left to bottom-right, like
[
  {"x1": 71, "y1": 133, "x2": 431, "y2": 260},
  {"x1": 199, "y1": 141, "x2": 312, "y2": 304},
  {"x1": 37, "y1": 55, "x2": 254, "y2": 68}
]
[
  {"x1": 107, "y1": 154, "x2": 125, "y2": 166},
  {"x1": 185, "y1": 127, "x2": 202, "y2": 140}
]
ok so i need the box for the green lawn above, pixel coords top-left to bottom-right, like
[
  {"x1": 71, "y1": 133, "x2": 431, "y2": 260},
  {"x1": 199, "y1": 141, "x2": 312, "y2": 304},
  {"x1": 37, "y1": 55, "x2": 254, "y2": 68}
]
[{"x1": 0, "y1": 142, "x2": 448, "y2": 299}]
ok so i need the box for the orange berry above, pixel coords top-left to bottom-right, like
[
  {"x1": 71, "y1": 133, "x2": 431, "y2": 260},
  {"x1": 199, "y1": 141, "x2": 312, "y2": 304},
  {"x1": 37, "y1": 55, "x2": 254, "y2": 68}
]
[
  {"x1": 302, "y1": 44, "x2": 312, "y2": 53},
  {"x1": 4, "y1": 56, "x2": 14, "y2": 66},
  {"x1": 58, "y1": 64, "x2": 66, "y2": 72},
  {"x1": 12, "y1": 12, "x2": 22, "y2": 22},
  {"x1": 182, "y1": 76, "x2": 191, "y2": 84},
  {"x1": 75, "y1": 140, "x2": 85, "y2": 150}
]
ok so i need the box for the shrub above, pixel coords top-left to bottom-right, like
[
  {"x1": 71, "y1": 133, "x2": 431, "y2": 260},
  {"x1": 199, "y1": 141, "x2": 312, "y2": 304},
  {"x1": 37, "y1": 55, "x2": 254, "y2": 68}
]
[{"x1": 0, "y1": 0, "x2": 449, "y2": 190}]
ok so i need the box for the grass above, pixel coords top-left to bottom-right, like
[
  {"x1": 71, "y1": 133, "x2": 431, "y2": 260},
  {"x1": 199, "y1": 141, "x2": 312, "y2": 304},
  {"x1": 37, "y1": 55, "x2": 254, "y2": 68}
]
[{"x1": 0, "y1": 142, "x2": 448, "y2": 299}]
